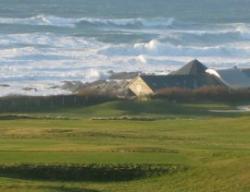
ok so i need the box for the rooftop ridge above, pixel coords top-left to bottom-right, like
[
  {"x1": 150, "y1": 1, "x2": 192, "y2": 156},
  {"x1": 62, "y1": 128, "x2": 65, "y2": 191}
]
[{"x1": 172, "y1": 59, "x2": 207, "y2": 76}]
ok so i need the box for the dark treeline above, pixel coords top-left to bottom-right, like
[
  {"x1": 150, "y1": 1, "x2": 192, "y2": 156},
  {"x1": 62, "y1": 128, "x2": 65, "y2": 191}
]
[
  {"x1": 0, "y1": 94, "x2": 115, "y2": 113},
  {"x1": 155, "y1": 86, "x2": 250, "y2": 102}
]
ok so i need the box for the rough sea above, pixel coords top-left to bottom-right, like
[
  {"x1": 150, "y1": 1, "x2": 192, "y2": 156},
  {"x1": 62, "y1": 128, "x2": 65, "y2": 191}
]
[{"x1": 1, "y1": 0, "x2": 250, "y2": 95}]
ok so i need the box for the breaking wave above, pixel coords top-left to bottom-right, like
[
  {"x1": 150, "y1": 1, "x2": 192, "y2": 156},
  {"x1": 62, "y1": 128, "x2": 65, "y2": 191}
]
[
  {"x1": 0, "y1": 15, "x2": 176, "y2": 28},
  {"x1": 1, "y1": 15, "x2": 250, "y2": 42},
  {"x1": 0, "y1": 33, "x2": 102, "y2": 49},
  {"x1": 100, "y1": 39, "x2": 250, "y2": 58},
  {"x1": 0, "y1": 15, "x2": 77, "y2": 27}
]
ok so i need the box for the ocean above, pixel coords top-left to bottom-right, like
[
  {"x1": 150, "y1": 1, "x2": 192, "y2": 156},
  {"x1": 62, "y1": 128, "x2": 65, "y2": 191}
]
[{"x1": 1, "y1": 0, "x2": 250, "y2": 95}]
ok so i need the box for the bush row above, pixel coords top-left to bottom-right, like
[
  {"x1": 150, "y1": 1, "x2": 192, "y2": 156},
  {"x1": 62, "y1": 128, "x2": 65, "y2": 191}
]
[
  {"x1": 155, "y1": 86, "x2": 250, "y2": 102},
  {"x1": 0, "y1": 95, "x2": 115, "y2": 113}
]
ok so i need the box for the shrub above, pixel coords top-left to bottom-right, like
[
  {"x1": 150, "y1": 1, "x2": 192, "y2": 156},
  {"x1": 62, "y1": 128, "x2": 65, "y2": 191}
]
[
  {"x1": 0, "y1": 95, "x2": 116, "y2": 113},
  {"x1": 156, "y1": 86, "x2": 250, "y2": 102}
]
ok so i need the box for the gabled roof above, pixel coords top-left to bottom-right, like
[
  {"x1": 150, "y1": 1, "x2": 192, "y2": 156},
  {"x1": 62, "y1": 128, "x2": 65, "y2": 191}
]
[
  {"x1": 172, "y1": 59, "x2": 207, "y2": 76},
  {"x1": 211, "y1": 67, "x2": 250, "y2": 89},
  {"x1": 140, "y1": 74, "x2": 221, "y2": 91}
]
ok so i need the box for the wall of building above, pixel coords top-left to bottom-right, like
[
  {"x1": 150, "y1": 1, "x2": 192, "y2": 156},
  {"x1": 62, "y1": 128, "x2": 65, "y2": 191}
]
[{"x1": 128, "y1": 77, "x2": 154, "y2": 96}]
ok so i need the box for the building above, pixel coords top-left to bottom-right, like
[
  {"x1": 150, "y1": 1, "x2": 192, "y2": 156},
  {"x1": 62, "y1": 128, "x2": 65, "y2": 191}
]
[
  {"x1": 241, "y1": 68, "x2": 250, "y2": 78},
  {"x1": 207, "y1": 66, "x2": 250, "y2": 89},
  {"x1": 128, "y1": 59, "x2": 223, "y2": 96}
]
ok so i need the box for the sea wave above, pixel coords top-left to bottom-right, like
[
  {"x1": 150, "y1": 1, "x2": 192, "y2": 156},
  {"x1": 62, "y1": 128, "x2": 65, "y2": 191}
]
[
  {"x1": 0, "y1": 15, "x2": 78, "y2": 27},
  {"x1": 0, "y1": 15, "x2": 175, "y2": 28},
  {"x1": 0, "y1": 33, "x2": 102, "y2": 49},
  {"x1": 177, "y1": 23, "x2": 250, "y2": 40},
  {"x1": 77, "y1": 17, "x2": 175, "y2": 28},
  {"x1": 100, "y1": 39, "x2": 250, "y2": 58},
  {"x1": 114, "y1": 23, "x2": 250, "y2": 43},
  {"x1": 2, "y1": 15, "x2": 250, "y2": 43}
]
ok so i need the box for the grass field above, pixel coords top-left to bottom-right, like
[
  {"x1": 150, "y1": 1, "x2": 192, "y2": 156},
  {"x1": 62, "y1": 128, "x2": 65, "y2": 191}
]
[{"x1": 0, "y1": 99, "x2": 250, "y2": 192}]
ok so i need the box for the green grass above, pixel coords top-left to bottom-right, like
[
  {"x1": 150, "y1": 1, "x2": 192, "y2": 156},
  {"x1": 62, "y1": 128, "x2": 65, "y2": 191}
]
[
  {"x1": 1, "y1": 99, "x2": 244, "y2": 119},
  {"x1": 0, "y1": 99, "x2": 250, "y2": 191}
]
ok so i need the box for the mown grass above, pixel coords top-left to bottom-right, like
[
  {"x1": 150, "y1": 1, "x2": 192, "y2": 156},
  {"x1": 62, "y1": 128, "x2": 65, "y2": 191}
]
[{"x1": 0, "y1": 99, "x2": 249, "y2": 191}]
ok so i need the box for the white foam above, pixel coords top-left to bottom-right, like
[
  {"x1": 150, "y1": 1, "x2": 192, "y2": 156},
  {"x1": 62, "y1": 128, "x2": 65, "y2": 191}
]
[
  {"x1": 101, "y1": 39, "x2": 250, "y2": 58},
  {"x1": 138, "y1": 39, "x2": 160, "y2": 50},
  {"x1": 0, "y1": 33, "x2": 101, "y2": 49},
  {"x1": 0, "y1": 15, "x2": 78, "y2": 27},
  {"x1": 136, "y1": 55, "x2": 147, "y2": 63}
]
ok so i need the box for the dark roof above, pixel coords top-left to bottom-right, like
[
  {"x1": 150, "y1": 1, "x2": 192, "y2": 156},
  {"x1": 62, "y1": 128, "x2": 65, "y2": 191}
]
[
  {"x1": 241, "y1": 68, "x2": 250, "y2": 78},
  {"x1": 216, "y1": 68, "x2": 250, "y2": 89},
  {"x1": 171, "y1": 59, "x2": 208, "y2": 76},
  {"x1": 140, "y1": 74, "x2": 222, "y2": 91}
]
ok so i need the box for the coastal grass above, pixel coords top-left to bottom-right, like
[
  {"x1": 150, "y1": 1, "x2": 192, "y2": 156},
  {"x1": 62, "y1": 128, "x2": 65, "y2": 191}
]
[
  {"x1": 0, "y1": 98, "x2": 246, "y2": 119},
  {"x1": 0, "y1": 99, "x2": 249, "y2": 191}
]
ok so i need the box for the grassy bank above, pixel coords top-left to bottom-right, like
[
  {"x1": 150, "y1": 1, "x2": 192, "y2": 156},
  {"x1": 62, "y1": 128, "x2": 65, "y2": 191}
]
[{"x1": 0, "y1": 99, "x2": 249, "y2": 191}]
